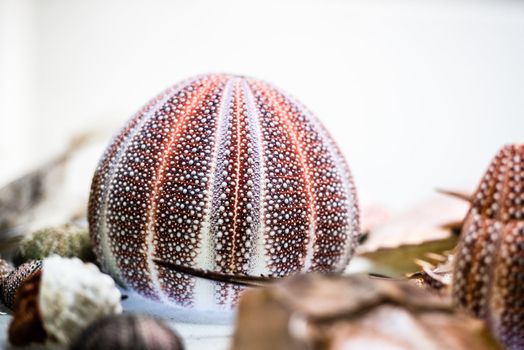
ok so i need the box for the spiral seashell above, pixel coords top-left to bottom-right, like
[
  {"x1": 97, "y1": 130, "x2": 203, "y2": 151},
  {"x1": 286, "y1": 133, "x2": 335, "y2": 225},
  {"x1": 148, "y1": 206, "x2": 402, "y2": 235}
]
[
  {"x1": 88, "y1": 74, "x2": 360, "y2": 311},
  {"x1": 452, "y1": 144, "x2": 524, "y2": 350},
  {"x1": 1, "y1": 260, "x2": 42, "y2": 310}
]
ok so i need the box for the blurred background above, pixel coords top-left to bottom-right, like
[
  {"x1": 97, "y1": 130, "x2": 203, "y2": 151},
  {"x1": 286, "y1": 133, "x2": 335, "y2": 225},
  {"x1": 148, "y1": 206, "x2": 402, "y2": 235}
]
[{"x1": 1, "y1": 0, "x2": 523, "y2": 211}]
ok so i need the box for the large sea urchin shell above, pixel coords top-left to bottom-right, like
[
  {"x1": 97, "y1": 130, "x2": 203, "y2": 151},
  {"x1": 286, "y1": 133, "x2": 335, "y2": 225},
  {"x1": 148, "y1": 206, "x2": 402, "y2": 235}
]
[
  {"x1": 452, "y1": 144, "x2": 524, "y2": 350},
  {"x1": 88, "y1": 74, "x2": 360, "y2": 311}
]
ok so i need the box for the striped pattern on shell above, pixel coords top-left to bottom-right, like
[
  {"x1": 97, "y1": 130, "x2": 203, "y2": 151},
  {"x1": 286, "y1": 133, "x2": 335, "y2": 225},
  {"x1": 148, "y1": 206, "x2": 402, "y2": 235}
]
[
  {"x1": 452, "y1": 144, "x2": 524, "y2": 350},
  {"x1": 88, "y1": 74, "x2": 360, "y2": 310},
  {"x1": 1, "y1": 260, "x2": 42, "y2": 310}
]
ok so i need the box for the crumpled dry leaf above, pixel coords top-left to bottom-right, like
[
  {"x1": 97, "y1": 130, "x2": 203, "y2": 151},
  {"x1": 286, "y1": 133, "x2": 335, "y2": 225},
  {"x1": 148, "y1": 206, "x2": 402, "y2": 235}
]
[
  {"x1": 357, "y1": 193, "x2": 469, "y2": 276},
  {"x1": 0, "y1": 131, "x2": 108, "y2": 258},
  {"x1": 408, "y1": 252, "x2": 454, "y2": 296},
  {"x1": 359, "y1": 193, "x2": 469, "y2": 254},
  {"x1": 231, "y1": 274, "x2": 500, "y2": 350},
  {"x1": 360, "y1": 204, "x2": 391, "y2": 236},
  {"x1": 0, "y1": 155, "x2": 67, "y2": 239}
]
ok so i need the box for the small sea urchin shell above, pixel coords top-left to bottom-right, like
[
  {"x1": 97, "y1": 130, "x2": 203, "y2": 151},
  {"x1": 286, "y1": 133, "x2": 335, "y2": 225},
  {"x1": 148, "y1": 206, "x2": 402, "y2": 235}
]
[
  {"x1": 88, "y1": 74, "x2": 360, "y2": 311},
  {"x1": 70, "y1": 314, "x2": 184, "y2": 350},
  {"x1": 452, "y1": 144, "x2": 524, "y2": 350}
]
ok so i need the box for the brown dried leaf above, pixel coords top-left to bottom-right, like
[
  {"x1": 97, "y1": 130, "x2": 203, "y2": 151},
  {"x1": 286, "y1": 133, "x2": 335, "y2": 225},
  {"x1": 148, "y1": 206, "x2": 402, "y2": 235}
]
[
  {"x1": 409, "y1": 253, "x2": 454, "y2": 296},
  {"x1": 356, "y1": 193, "x2": 469, "y2": 276},
  {"x1": 359, "y1": 194, "x2": 469, "y2": 254},
  {"x1": 0, "y1": 131, "x2": 106, "y2": 257},
  {"x1": 0, "y1": 155, "x2": 67, "y2": 238},
  {"x1": 232, "y1": 274, "x2": 500, "y2": 350}
]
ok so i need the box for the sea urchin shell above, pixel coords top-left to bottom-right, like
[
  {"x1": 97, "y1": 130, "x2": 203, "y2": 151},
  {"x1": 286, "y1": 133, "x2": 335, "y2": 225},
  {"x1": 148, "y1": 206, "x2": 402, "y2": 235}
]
[
  {"x1": 70, "y1": 314, "x2": 184, "y2": 350},
  {"x1": 88, "y1": 74, "x2": 360, "y2": 311},
  {"x1": 452, "y1": 144, "x2": 524, "y2": 350}
]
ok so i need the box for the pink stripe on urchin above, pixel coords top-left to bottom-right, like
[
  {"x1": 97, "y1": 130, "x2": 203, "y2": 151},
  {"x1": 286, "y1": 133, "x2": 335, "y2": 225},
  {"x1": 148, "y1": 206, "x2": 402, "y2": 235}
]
[
  {"x1": 249, "y1": 78, "x2": 357, "y2": 273},
  {"x1": 195, "y1": 79, "x2": 268, "y2": 306},
  {"x1": 88, "y1": 78, "x2": 196, "y2": 283},
  {"x1": 247, "y1": 85, "x2": 311, "y2": 276},
  {"x1": 147, "y1": 77, "x2": 222, "y2": 304},
  {"x1": 88, "y1": 73, "x2": 361, "y2": 311},
  {"x1": 265, "y1": 85, "x2": 357, "y2": 272},
  {"x1": 249, "y1": 80, "x2": 317, "y2": 275},
  {"x1": 152, "y1": 80, "x2": 229, "y2": 306},
  {"x1": 104, "y1": 78, "x2": 221, "y2": 300}
]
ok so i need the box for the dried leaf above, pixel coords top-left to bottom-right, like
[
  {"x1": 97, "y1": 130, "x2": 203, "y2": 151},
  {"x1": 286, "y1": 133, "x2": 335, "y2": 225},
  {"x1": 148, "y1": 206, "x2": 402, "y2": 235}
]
[
  {"x1": 409, "y1": 253, "x2": 454, "y2": 296},
  {"x1": 0, "y1": 131, "x2": 108, "y2": 258},
  {"x1": 357, "y1": 193, "x2": 469, "y2": 276},
  {"x1": 232, "y1": 274, "x2": 499, "y2": 350}
]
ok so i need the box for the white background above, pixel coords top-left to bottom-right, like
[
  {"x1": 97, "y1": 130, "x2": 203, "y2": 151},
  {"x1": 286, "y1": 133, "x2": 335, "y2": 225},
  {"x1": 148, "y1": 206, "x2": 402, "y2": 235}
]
[{"x1": 1, "y1": 0, "x2": 523, "y2": 211}]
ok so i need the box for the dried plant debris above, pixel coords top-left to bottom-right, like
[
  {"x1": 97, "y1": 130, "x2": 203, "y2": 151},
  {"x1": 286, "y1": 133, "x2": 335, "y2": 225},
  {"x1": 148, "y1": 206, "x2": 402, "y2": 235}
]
[
  {"x1": 359, "y1": 204, "x2": 391, "y2": 237},
  {"x1": 0, "y1": 131, "x2": 108, "y2": 258},
  {"x1": 359, "y1": 194, "x2": 469, "y2": 254},
  {"x1": 0, "y1": 154, "x2": 68, "y2": 259},
  {"x1": 0, "y1": 258, "x2": 14, "y2": 282},
  {"x1": 13, "y1": 224, "x2": 94, "y2": 265},
  {"x1": 8, "y1": 255, "x2": 122, "y2": 347},
  {"x1": 231, "y1": 273, "x2": 500, "y2": 350},
  {"x1": 357, "y1": 194, "x2": 469, "y2": 275},
  {"x1": 452, "y1": 144, "x2": 524, "y2": 350},
  {"x1": 0, "y1": 155, "x2": 65, "y2": 234},
  {"x1": 70, "y1": 314, "x2": 184, "y2": 350},
  {"x1": 408, "y1": 253, "x2": 453, "y2": 296}
]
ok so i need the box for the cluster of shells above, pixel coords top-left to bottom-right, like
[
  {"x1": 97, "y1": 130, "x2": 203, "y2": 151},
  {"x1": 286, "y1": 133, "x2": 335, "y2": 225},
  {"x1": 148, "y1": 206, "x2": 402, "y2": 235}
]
[
  {"x1": 86, "y1": 73, "x2": 523, "y2": 349},
  {"x1": 0, "y1": 73, "x2": 521, "y2": 350},
  {"x1": 0, "y1": 253, "x2": 184, "y2": 349}
]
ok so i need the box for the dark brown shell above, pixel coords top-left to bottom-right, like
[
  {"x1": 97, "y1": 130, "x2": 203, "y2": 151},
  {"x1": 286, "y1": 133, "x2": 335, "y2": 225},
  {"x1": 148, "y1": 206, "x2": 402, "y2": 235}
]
[
  {"x1": 0, "y1": 260, "x2": 42, "y2": 310},
  {"x1": 452, "y1": 144, "x2": 524, "y2": 350},
  {"x1": 8, "y1": 269, "x2": 47, "y2": 346},
  {"x1": 69, "y1": 314, "x2": 184, "y2": 350}
]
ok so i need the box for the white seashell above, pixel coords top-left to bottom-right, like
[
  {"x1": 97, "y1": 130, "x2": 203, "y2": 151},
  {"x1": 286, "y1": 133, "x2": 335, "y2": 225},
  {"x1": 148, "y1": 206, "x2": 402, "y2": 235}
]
[{"x1": 38, "y1": 255, "x2": 122, "y2": 345}]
